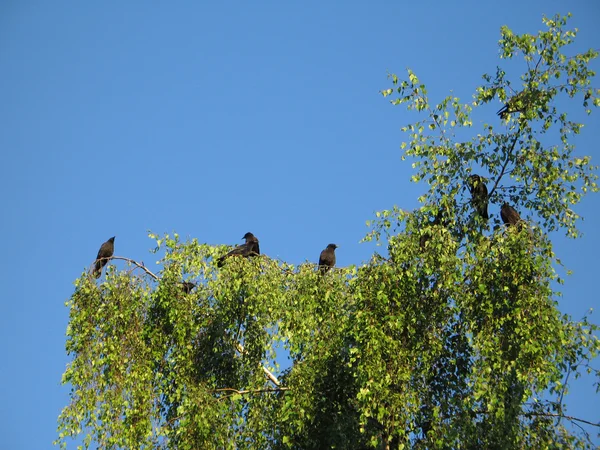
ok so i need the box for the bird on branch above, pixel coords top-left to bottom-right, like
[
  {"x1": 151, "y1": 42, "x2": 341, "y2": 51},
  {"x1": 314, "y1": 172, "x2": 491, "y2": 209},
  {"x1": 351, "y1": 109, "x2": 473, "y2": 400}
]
[
  {"x1": 500, "y1": 202, "x2": 521, "y2": 226},
  {"x1": 318, "y1": 244, "x2": 338, "y2": 273},
  {"x1": 217, "y1": 232, "x2": 260, "y2": 267},
  {"x1": 497, "y1": 88, "x2": 545, "y2": 119},
  {"x1": 467, "y1": 174, "x2": 489, "y2": 220},
  {"x1": 93, "y1": 236, "x2": 115, "y2": 278}
]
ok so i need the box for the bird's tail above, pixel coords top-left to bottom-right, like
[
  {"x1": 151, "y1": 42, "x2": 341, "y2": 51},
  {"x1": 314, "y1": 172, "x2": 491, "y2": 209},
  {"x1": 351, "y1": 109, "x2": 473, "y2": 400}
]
[
  {"x1": 93, "y1": 261, "x2": 102, "y2": 278},
  {"x1": 482, "y1": 206, "x2": 489, "y2": 220},
  {"x1": 497, "y1": 104, "x2": 509, "y2": 118}
]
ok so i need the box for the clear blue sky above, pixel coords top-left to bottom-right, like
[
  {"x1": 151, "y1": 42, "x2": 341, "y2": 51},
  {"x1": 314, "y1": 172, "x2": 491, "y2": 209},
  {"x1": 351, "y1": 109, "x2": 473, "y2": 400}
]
[{"x1": 1, "y1": 2, "x2": 598, "y2": 448}]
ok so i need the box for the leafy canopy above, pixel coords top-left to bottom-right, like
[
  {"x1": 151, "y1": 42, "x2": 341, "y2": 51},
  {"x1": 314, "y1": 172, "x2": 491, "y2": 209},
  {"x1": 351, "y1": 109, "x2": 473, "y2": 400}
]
[{"x1": 57, "y1": 14, "x2": 599, "y2": 450}]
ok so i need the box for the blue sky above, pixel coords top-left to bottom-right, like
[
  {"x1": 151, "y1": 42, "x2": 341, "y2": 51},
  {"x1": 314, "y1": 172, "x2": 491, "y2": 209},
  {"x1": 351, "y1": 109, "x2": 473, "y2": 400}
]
[{"x1": 1, "y1": 2, "x2": 598, "y2": 448}]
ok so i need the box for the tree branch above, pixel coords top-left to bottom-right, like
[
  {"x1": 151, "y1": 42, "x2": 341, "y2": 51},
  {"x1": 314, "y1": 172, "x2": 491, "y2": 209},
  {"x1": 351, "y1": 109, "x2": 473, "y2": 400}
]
[
  {"x1": 213, "y1": 387, "x2": 290, "y2": 401},
  {"x1": 524, "y1": 412, "x2": 599, "y2": 428},
  {"x1": 90, "y1": 255, "x2": 160, "y2": 280},
  {"x1": 235, "y1": 342, "x2": 281, "y2": 386},
  {"x1": 489, "y1": 128, "x2": 520, "y2": 199},
  {"x1": 110, "y1": 256, "x2": 160, "y2": 280}
]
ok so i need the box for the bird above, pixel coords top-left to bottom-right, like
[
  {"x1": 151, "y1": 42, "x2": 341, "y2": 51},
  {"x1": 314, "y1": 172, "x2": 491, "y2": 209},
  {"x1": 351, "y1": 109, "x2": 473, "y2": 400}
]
[
  {"x1": 217, "y1": 232, "x2": 260, "y2": 267},
  {"x1": 318, "y1": 244, "x2": 338, "y2": 273},
  {"x1": 93, "y1": 236, "x2": 115, "y2": 278},
  {"x1": 467, "y1": 174, "x2": 489, "y2": 220},
  {"x1": 497, "y1": 89, "x2": 543, "y2": 119},
  {"x1": 181, "y1": 282, "x2": 196, "y2": 294},
  {"x1": 500, "y1": 202, "x2": 521, "y2": 226},
  {"x1": 497, "y1": 103, "x2": 516, "y2": 119}
]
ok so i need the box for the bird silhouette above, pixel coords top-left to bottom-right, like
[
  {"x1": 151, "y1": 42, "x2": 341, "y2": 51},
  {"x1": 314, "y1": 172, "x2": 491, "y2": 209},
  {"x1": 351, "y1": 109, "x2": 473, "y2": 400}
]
[
  {"x1": 467, "y1": 175, "x2": 489, "y2": 220},
  {"x1": 318, "y1": 244, "x2": 338, "y2": 273},
  {"x1": 497, "y1": 89, "x2": 542, "y2": 119},
  {"x1": 217, "y1": 232, "x2": 260, "y2": 267},
  {"x1": 93, "y1": 236, "x2": 115, "y2": 278},
  {"x1": 500, "y1": 202, "x2": 521, "y2": 226}
]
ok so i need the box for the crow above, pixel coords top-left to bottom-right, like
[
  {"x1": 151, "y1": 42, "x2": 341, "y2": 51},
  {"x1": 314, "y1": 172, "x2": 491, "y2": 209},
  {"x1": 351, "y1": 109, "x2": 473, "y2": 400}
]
[
  {"x1": 500, "y1": 202, "x2": 521, "y2": 226},
  {"x1": 318, "y1": 244, "x2": 338, "y2": 273},
  {"x1": 497, "y1": 89, "x2": 543, "y2": 119},
  {"x1": 217, "y1": 232, "x2": 260, "y2": 267},
  {"x1": 497, "y1": 103, "x2": 515, "y2": 119},
  {"x1": 93, "y1": 236, "x2": 115, "y2": 278},
  {"x1": 467, "y1": 174, "x2": 489, "y2": 220}
]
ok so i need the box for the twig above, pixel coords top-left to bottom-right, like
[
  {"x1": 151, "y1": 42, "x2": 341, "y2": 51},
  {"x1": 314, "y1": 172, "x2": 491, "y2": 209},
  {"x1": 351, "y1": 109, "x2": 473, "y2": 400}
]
[
  {"x1": 213, "y1": 387, "x2": 290, "y2": 394},
  {"x1": 213, "y1": 387, "x2": 290, "y2": 401},
  {"x1": 99, "y1": 256, "x2": 159, "y2": 280},
  {"x1": 556, "y1": 364, "x2": 573, "y2": 427},
  {"x1": 235, "y1": 342, "x2": 280, "y2": 386},
  {"x1": 470, "y1": 408, "x2": 599, "y2": 428},
  {"x1": 489, "y1": 128, "x2": 520, "y2": 199},
  {"x1": 524, "y1": 412, "x2": 599, "y2": 428}
]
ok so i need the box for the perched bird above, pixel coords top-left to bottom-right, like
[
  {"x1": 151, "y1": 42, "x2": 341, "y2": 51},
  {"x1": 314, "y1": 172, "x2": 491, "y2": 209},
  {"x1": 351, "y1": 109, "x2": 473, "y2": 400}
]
[
  {"x1": 181, "y1": 282, "x2": 196, "y2": 294},
  {"x1": 318, "y1": 244, "x2": 338, "y2": 273},
  {"x1": 467, "y1": 174, "x2": 489, "y2": 220},
  {"x1": 93, "y1": 236, "x2": 115, "y2": 278},
  {"x1": 500, "y1": 202, "x2": 521, "y2": 226},
  {"x1": 217, "y1": 232, "x2": 260, "y2": 267},
  {"x1": 497, "y1": 102, "x2": 517, "y2": 119},
  {"x1": 497, "y1": 89, "x2": 543, "y2": 119}
]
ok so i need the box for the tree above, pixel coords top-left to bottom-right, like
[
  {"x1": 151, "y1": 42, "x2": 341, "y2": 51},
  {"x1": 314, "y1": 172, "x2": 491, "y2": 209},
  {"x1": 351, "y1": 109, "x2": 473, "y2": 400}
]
[{"x1": 57, "y1": 14, "x2": 599, "y2": 449}]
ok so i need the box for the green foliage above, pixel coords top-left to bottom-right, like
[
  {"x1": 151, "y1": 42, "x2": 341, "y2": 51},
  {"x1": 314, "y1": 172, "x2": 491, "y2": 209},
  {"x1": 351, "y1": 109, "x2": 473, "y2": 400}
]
[
  {"x1": 58, "y1": 14, "x2": 599, "y2": 449},
  {"x1": 382, "y1": 14, "x2": 599, "y2": 239}
]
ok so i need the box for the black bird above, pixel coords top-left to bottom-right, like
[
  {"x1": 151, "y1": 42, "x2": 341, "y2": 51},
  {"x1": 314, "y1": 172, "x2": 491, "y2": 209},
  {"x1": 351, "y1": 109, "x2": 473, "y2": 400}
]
[
  {"x1": 93, "y1": 236, "x2": 115, "y2": 278},
  {"x1": 217, "y1": 232, "x2": 260, "y2": 267},
  {"x1": 497, "y1": 103, "x2": 515, "y2": 119},
  {"x1": 497, "y1": 89, "x2": 542, "y2": 119},
  {"x1": 500, "y1": 202, "x2": 521, "y2": 226},
  {"x1": 467, "y1": 174, "x2": 489, "y2": 220},
  {"x1": 318, "y1": 244, "x2": 338, "y2": 273},
  {"x1": 181, "y1": 282, "x2": 196, "y2": 294}
]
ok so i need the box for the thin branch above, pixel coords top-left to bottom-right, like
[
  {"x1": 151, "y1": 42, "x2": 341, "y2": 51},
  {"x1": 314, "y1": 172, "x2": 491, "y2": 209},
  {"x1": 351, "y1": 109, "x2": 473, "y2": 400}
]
[
  {"x1": 213, "y1": 387, "x2": 290, "y2": 393},
  {"x1": 235, "y1": 342, "x2": 281, "y2": 387},
  {"x1": 569, "y1": 419, "x2": 594, "y2": 446},
  {"x1": 213, "y1": 387, "x2": 290, "y2": 401},
  {"x1": 556, "y1": 365, "x2": 572, "y2": 427},
  {"x1": 470, "y1": 408, "x2": 599, "y2": 429},
  {"x1": 489, "y1": 128, "x2": 520, "y2": 198},
  {"x1": 524, "y1": 412, "x2": 599, "y2": 428},
  {"x1": 111, "y1": 256, "x2": 160, "y2": 280}
]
